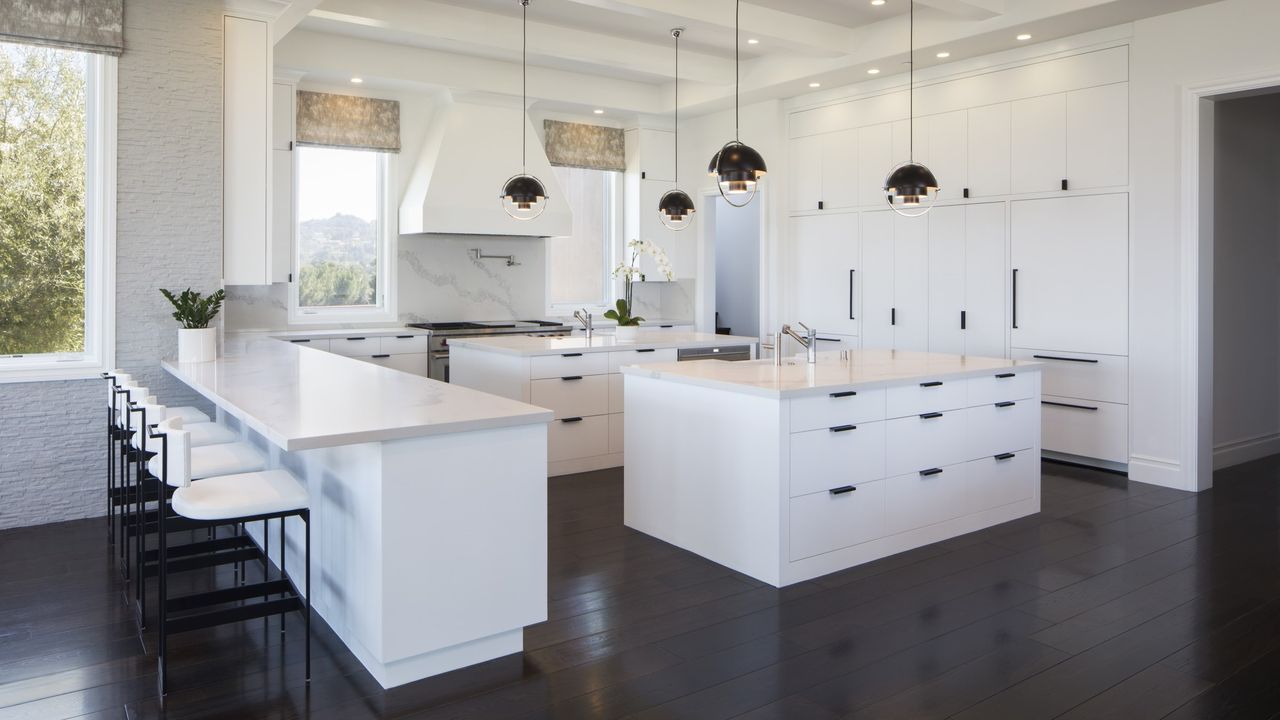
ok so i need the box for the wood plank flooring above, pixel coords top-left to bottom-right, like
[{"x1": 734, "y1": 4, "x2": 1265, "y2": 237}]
[{"x1": 2, "y1": 458, "x2": 1280, "y2": 719}]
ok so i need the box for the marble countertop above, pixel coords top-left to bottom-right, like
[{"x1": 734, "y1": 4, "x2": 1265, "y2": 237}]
[
  {"x1": 163, "y1": 333, "x2": 552, "y2": 451},
  {"x1": 448, "y1": 332, "x2": 758, "y2": 357},
  {"x1": 267, "y1": 327, "x2": 432, "y2": 340},
  {"x1": 620, "y1": 349, "x2": 1041, "y2": 399}
]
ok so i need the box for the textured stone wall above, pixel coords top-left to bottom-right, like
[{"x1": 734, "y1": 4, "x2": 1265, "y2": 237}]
[{"x1": 0, "y1": 0, "x2": 222, "y2": 530}]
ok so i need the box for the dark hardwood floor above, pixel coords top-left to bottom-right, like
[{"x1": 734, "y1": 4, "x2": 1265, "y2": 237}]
[{"x1": 3, "y1": 458, "x2": 1280, "y2": 719}]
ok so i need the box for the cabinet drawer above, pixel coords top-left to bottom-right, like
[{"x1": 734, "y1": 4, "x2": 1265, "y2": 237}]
[
  {"x1": 330, "y1": 337, "x2": 382, "y2": 357},
  {"x1": 966, "y1": 452, "x2": 1036, "y2": 513},
  {"x1": 548, "y1": 415, "x2": 609, "y2": 462},
  {"x1": 608, "y1": 348, "x2": 678, "y2": 373},
  {"x1": 1041, "y1": 395, "x2": 1128, "y2": 464},
  {"x1": 968, "y1": 371, "x2": 1036, "y2": 406},
  {"x1": 286, "y1": 337, "x2": 330, "y2": 352},
  {"x1": 886, "y1": 409, "x2": 971, "y2": 476},
  {"x1": 886, "y1": 379, "x2": 968, "y2": 418},
  {"x1": 967, "y1": 400, "x2": 1037, "y2": 459},
  {"x1": 1011, "y1": 349, "x2": 1127, "y2": 404},
  {"x1": 379, "y1": 335, "x2": 431, "y2": 355},
  {"x1": 530, "y1": 352, "x2": 609, "y2": 379},
  {"x1": 884, "y1": 462, "x2": 970, "y2": 535},
  {"x1": 789, "y1": 479, "x2": 886, "y2": 561},
  {"x1": 530, "y1": 375, "x2": 609, "y2": 420},
  {"x1": 366, "y1": 353, "x2": 430, "y2": 377},
  {"x1": 789, "y1": 422, "x2": 886, "y2": 498},
  {"x1": 609, "y1": 374, "x2": 624, "y2": 413},
  {"x1": 609, "y1": 412, "x2": 624, "y2": 454},
  {"x1": 791, "y1": 388, "x2": 886, "y2": 433}
]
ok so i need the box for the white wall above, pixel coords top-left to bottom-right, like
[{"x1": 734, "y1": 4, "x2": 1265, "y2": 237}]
[
  {"x1": 714, "y1": 196, "x2": 761, "y2": 336},
  {"x1": 1212, "y1": 92, "x2": 1280, "y2": 462}
]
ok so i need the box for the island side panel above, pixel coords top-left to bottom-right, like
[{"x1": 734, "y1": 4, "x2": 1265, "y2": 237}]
[
  {"x1": 623, "y1": 373, "x2": 784, "y2": 586},
  {"x1": 449, "y1": 345, "x2": 532, "y2": 403}
]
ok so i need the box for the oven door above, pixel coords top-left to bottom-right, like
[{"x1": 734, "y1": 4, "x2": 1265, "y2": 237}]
[{"x1": 429, "y1": 349, "x2": 450, "y2": 382}]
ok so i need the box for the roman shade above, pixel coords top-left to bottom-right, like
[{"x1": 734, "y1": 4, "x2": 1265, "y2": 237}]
[
  {"x1": 543, "y1": 120, "x2": 625, "y2": 173},
  {"x1": 295, "y1": 91, "x2": 401, "y2": 153},
  {"x1": 0, "y1": 0, "x2": 124, "y2": 55}
]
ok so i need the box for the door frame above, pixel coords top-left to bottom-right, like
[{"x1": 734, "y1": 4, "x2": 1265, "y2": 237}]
[{"x1": 696, "y1": 189, "x2": 768, "y2": 340}]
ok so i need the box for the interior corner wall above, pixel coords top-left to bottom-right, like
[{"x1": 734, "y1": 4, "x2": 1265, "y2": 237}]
[
  {"x1": 1212, "y1": 92, "x2": 1280, "y2": 467},
  {"x1": 0, "y1": 0, "x2": 222, "y2": 531}
]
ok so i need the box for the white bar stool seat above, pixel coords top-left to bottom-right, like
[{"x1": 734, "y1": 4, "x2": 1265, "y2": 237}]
[
  {"x1": 184, "y1": 421, "x2": 240, "y2": 447},
  {"x1": 172, "y1": 469, "x2": 308, "y2": 521},
  {"x1": 147, "y1": 439, "x2": 267, "y2": 480},
  {"x1": 168, "y1": 406, "x2": 211, "y2": 425}
]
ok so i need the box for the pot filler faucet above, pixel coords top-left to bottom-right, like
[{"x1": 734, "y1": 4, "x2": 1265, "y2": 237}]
[
  {"x1": 574, "y1": 309, "x2": 593, "y2": 339},
  {"x1": 778, "y1": 322, "x2": 818, "y2": 365}
]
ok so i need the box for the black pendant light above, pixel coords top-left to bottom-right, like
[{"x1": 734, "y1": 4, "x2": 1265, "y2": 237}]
[
  {"x1": 884, "y1": 0, "x2": 939, "y2": 217},
  {"x1": 707, "y1": 0, "x2": 767, "y2": 208},
  {"x1": 659, "y1": 28, "x2": 695, "y2": 231},
  {"x1": 501, "y1": 0, "x2": 548, "y2": 221}
]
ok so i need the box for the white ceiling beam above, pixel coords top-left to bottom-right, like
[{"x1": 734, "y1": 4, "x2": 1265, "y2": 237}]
[
  {"x1": 273, "y1": 0, "x2": 324, "y2": 42},
  {"x1": 916, "y1": 0, "x2": 1005, "y2": 21}
]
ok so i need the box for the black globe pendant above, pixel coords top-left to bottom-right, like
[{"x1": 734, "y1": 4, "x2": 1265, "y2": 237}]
[
  {"x1": 658, "y1": 188, "x2": 696, "y2": 231},
  {"x1": 884, "y1": 162, "x2": 939, "y2": 218},
  {"x1": 501, "y1": 173, "x2": 548, "y2": 220}
]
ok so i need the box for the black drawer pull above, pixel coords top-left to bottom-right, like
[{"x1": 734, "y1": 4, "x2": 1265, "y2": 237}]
[
  {"x1": 396, "y1": 335, "x2": 414, "y2": 339},
  {"x1": 1032, "y1": 354, "x2": 1098, "y2": 364},
  {"x1": 660, "y1": 325, "x2": 674, "y2": 328},
  {"x1": 346, "y1": 337, "x2": 367, "y2": 341},
  {"x1": 561, "y1": 375, "x2": 583, "y2": 381},
  {"x1": 829, "y1": 425, "x2": 857, "y2": 433},
  {"x1": 371, "y1": 354, "x2": 390, "y2": 359},
  {"x1": 562, "y1": 353, "x2": 583, "y2": 357},
  {"x1": 920, "y1": 412, "x2": 944, "y2": 420},
  {"x1": 920, "y1": 468, "x2": 944, "y2": 477},
  {"x1": 817, "y1": 337, "x2": 843, "y2": 342},
  {"x1": 920, "y1": 381, "x2": 943, "y2": 388},
  {"x1": 1042, "y1": 400, "x2": 1098, "y2": 411},
  {"x1": 636, "y1": 348, "x2": 656, "y2": 353},
  {"x1": 829, "y1": 391, "x2": 857, "y2": 398},
  {"x1": 290, "y1": 339, "x2": 310, "y2": 343},
  {"x1": 995, "y1": 372, "x2": 1016, "y2": 379},
  {"x1": 561, "y1": 417, "x2": 584, "y2": 423},
  {"x1": 995, "y1": 401, "x2": 1016, "y2": 408},
  {"x1": 829, "y1": 485, "x2": 856, "y2": 495},
  {"x1": 995, "y1": 452, "x2": 1017, "y2": 461}
]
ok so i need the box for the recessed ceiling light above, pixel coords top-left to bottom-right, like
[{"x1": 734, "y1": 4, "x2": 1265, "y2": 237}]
[
  {"x1": 867, "y1": 68, "x2": 881, "y2": 75},
  {"x1": 809, "y1": 82, "x2": 821, "y2": 88},
  {"x1": 350, "y1": 77, "x2": 363, "y2": 84},
  {"x1": 747, "y1": 38, "x2": 759, "y2": 45},
  {"x1": 1016, "y1": 33, "x2": 1032, "y2": 41},
  {"x1": 593, "y1": 108, "x2": 604, "y2": 114},
  {"x1": 936, "y1": 51, "x2": 950, "y2": 58},
  {"x1": 871, "y1": 0, "x2": 886, "y2": 5}
]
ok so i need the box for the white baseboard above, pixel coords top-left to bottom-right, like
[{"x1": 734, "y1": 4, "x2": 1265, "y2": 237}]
[
  {"x1": 1213, "y1": 432, "x2": 1280, "y2": 470},
  {"x1": 1128, "y1": 453, "x2": 1193, "y2": 491},
  {"x1": 1042, "y1": 450, "x2": 1129, "y2": 475}
]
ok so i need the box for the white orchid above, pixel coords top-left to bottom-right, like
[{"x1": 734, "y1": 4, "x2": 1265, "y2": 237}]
[{"x1": 614, "y1": 239, "x2": 675, "y2": 282}]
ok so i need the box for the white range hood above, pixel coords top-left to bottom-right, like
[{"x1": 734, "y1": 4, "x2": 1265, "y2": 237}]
[{"x1": 400, "y1": 99, "x2": 571, "y2": 237}]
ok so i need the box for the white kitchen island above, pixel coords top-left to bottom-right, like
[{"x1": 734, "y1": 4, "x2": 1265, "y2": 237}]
[
  {"x1": 622, "y1": 350, "x2": 1043, "y2": 587},
  {"x1": 163, "y1": 333, "x2": 552, "y2": 688},
  {"x1": 449, "y1": 332, "x2": 757, "y2": 476}
]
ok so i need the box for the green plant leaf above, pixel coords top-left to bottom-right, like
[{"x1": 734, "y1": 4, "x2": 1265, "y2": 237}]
[{"x1": 160, "y1": 287, "x2": 224, "y2": 329}]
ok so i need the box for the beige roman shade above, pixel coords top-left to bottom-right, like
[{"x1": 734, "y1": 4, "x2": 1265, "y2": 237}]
[
  {"x1": 296, "y1": 90, "x2": 401, "y2": 153},
  {"x1": 543, "y1": 120, "x2": 626, "y2": 173},
  {"x1": 0, "y1": 0, "x2": 124, "y2": 55}
]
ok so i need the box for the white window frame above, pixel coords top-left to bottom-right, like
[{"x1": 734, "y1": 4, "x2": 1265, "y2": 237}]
[
  {"x1": 0, "y1": 51, "x2": 116, "y2": 384},
  {"x1": 288, "y1": 149, "x2": 398, "y2": 325},
  {"x1": 544, "y1": 168, "x2": 623, "y2": 316}
]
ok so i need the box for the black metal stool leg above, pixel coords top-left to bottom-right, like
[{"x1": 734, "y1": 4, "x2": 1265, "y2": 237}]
[{"x1": 304, "y1": 509, "x2": 311, "y2": 683}]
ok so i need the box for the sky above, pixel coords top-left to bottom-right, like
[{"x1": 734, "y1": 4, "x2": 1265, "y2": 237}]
[{"x1": 296, "y1": 146, "x2": 379, "y2": 222}]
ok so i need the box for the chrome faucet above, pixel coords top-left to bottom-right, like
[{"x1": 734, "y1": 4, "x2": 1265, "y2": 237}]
[
  {"x1": 573, "y1": 309, "x2": 593, "y2": 339},
  {"x1": 780, "y1": 322, "x2": 818, "y2": 365}
]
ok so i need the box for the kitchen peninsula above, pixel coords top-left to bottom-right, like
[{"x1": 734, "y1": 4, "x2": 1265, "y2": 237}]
[
  {"x1": 163, "y1": 334, "x2": 552, "y2": 688},
  {"x1": 450, "y1": 331, "x2": 758, "y2": 475},
  {"x1": 623, "y1": 350, "x2": 1043, "y2": 587}
]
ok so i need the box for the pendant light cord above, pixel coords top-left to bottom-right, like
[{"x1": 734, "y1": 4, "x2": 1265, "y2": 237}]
[
  {"x1": 734, "y1": 0, "x2": 740, "y2": 141},
  {"x1": 674, "y1": 29, "x2": 680, "y2": 183},
  {"x1": 522, "y1": 0, "x2": 528, "y2": 171},
  {"x1": 909, "y1": 0, "x2": 914, "y2": 161}
]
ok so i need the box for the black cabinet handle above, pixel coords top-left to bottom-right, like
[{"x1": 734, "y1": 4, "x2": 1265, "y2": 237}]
[
  {"x1": 562, "y1": 353, "x2": 583, "y2": 357},
  {"x1": 290, "y1": 339, "x2": 310, "y2": 343},
  {"x1": 920, "y1": 412, "x2": 944, "y2": 419},
  {"x1": 848, "y1": 269, "x2": 856, "y2": 320},
  {"x1": 1011, "y1": 269, "x2": 1018, "y2": 329},
  {"x1": 371, "y1": 354, "x2": 390, "y2": 359},
  {"x1": 995, "y1": 372, "x2": 1016, "y2": 379},
  {"x1": 829, "y1": 391, "x2": 857, "y2": 398},
  {"x1": 829, "y1": 425, "x2": 857, "y2": 433},
  {"x1": 920, "y1": 381, "x2": 943, "y2": 388},
  {"x1": 636, "y1": 348, "x2": 656, "y2": 353},
  {"x1": 659, "y1": 325, "x2": 674, "y2": 328},
  {"x1": 817, "y1": 337, "x2": 842, "y2": 342},
  {"x1": 961, "y1": 310, "x2": 966, "y2": 330},
  {"x1": 396, "y1": 335, "x2": 414, "y2": 339},
  {"x1": 891, "y1": 307, "x2": 897, "y2": 326},
  {"x1": 1032, "y1": 354, "x2": 1098, "y2": 364},
  {"x1": 829, "y1": 485, "x2": 856, "y2": 495},
  {"x1": 818, "y1": 200, "x2": 825, "y2": 210},
  {"x1": 995, "y1": 401, "x2": 1016, "y2": 408},
  {"x1": 561, "y1": 417, "x2": 584, "y2": 423},
  {"x1": 920, "y1": 468, "x2": 944, "y2": 477},
  {"x1": 995, "y1": 452, "x2": 1017, "y2": 461},
  {"x1": 561, "y1": 375, "x2": 583, "y2": 381},
  {"x1": 346, "y1": 336, "x2": 367, "y2": 341},
  {"x1": 1061, "y1": 178, "x2": 1069, "y2": 191},
  {"x1": 1042, "y1": 400, "x2": 1098, "y2": 411}
]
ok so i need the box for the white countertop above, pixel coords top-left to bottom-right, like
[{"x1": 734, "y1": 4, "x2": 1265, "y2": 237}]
[
  {"x1": 163, "y1": 333, "x2": 552, "y2": 451},
  {"x1": 448, "y1": 331, "x2": 758, "y2": 357},
  {"x1": 621, "y1": 349, "x2": 1041, "y2": 399},
  {"x1": 267, "y1": 327, "x2": 431, "y2": 340}
]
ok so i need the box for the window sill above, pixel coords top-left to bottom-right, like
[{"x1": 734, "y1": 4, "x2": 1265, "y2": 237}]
[{"x1": 0, "y1": 358, "x2": 110, "y2": 384}]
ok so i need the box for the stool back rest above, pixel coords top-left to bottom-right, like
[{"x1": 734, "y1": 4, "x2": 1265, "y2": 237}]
[
  {"x1": 119, "y1": 385, "x2": 149, "y2": 427},
  {"x1": 151, "y1": 417, "x2": 192, "y2": 488},
  {"x1": 103, "y1": 371, "x2": 131, "y2": 409},
  {"x1": 130, "y1": 399, "x2": 166, "y2": 451}
]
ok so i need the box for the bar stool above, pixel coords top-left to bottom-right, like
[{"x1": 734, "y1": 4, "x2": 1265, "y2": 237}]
[{"x1": 149, "y1": 417, "x2": 310, "y2": 694}]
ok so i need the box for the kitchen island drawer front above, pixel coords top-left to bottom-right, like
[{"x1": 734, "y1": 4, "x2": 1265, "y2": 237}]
[
  {"x1": 1011, "y1": 349, "x2": 1127, "y2": 403},
  {"x1": 1041, "y1": 395, "x2": 1129, "y2": 463},
  {"x1": 380, "y1": 335, "x2": 431, "y2": 355},
  {"x1": 884, "y1": 462, "x2": 970, "y2": 535},
  {"x1": 968, "y1": 400, "x2": 1037, "y2": 459},
  {"x1": 366, "y1": 353, "x2": 430, "y2": 377},
  {"x1": 968, "y1": 372, "x2": 1036, "y2": 406},
  {"x1": 286, "y1": 337, "x2": 330, "y2": 352},
  {"x1": 968, "y1": 452, "x2": 1036, "y2": 512},
  {"x1": 789, "y1": 479, "x2": 887, "y2": 561},
  {"x1": 886, "y1": 380, "x2": 969, "y2": 418},
  {"x1": 791, "y1": 388, "x2": 886, "y2": 433},
  {"x1": 789, "y1": 422, "x2": 886, "y2": 498},
  {"x1": 548, "y1": 415, "x2": 609, "y2": 462},
  {"x1": 886, "y1": 410, "x2": 970, "y2": 476},
  {"x1": 330, "y1": 337, "x2": 382, "y2": 356},
  {"x1": 531, "y1": 352, "x2": 609, "y2": 379},
  {"x1": 608, "y1": 348, "x2": 678, "y2": 373},
  {"x1": 530, "y1": 375, "x2": 609, "y2": 420}
]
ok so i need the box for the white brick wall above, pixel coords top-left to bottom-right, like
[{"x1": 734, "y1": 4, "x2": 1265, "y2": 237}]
[{"x1": 0, "y1": 0, "x2": 222, "y2": 530}]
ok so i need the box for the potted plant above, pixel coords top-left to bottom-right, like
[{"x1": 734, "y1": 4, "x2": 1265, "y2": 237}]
[
  {"x1": 160, "y1": 288, "x2": 225, "y2": 363},
  {"x1": 608, "y1": 239, "x2": 674, "y2": 341}
]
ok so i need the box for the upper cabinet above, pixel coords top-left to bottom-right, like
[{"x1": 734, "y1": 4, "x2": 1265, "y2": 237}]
[
  {"x1": 788, "y1": 128, "x2": 857, "y2": 213},
  {"x1": 966, "y1": 103, "x2": 1011, "y2": 198},
  {"x1": 269, "y1": 81, "x2": 295, "y2": 285},
  {"x1": 1011, "y1": 94, "x2": 1067, "y2": 194},
  {"x1": 223, "y1": 15, "x2": 271, "y2": 285},
  {"x1": 1066, "y1": 83, "x2": 1128, "y2": 190},
  {"x1": 922, "y1": 110, "x2": 967, "y2": 200},
  {"x1": 626, "y1": 128, "x2": 675, "y2": 182}
]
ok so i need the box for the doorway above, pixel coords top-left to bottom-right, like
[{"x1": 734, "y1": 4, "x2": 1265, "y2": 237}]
[{"x1": 710, "y1": 195, "x2": 761, "y2": 336}]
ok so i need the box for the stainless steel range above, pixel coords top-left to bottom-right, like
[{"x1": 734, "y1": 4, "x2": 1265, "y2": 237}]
[{"x1": 405, "y1": 320, "x2": 571, "y2": 381}]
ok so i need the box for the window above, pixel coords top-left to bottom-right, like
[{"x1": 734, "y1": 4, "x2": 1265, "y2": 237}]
[
  {"x1": 290, "y1": 146, "x2": 396, "y2": 323},
  {"x1": 0, "y1": 42, "x2": 115, "y2": 382},
  {"x1": 546, "y1": 166, "x2": 619, "y2": 311}
]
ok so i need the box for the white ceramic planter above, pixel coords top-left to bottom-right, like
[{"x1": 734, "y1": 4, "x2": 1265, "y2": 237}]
[
  {"x1": 177, "y1": 327, "x2": 217, "y2": 363},
  {"x1": 614, "y1": 325, "x2": 639, "y2": 342}
]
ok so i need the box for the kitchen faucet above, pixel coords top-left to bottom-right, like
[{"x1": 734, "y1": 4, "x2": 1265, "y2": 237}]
[
  {"x1": 779, "y1": 322, "x2": 818, "y2": 365},
  {"x1": 574, "y1": 309, "x2": 593, "y2": 339}
]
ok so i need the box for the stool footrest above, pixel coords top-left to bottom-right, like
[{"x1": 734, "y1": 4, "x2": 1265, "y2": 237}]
[
  {"x1": 142, "y1": 533, "x2": 256, "y2": 563},
  {"x1": 166, "y1": 579, "x2": 293, "y2": 613},
  {"x1": 146, "y1": 546, "x2": 262, "y2": 577},
  {"x1": 166, "y1": 596, "x2": 303, "y2": 635}
]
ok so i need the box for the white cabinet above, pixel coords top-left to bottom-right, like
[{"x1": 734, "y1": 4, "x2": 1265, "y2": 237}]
[
  {"x1": 1011, "y1": 94, "x2": 1067, "y2": 194},
  {"x1": 967, "y1": 103, "x2": 1011, "y2": 198},
  {"x1": 1066, "y1": 83, "x2": 1128, "y2": 189},
  {"x1": 628, "y1": 128, "x2": 675, "y2": 182},
  {"x1": 791, "y1": 214, "x2": 859, "y2": 337},
  {"x1": 860, "y1": 211, "x2": 895, "y2": 349},
  {"x1": 927, "y1": 206, "x2": 967, "y2": 355},
  {"x1": 269, "y1": 81, "x2": 294, "y2": 284},
  {"x1": 861, "y1": 211, "x2": 928, "y2": 352},
  {"x1": 789, "y1": 135, "x2": 823, "y2": 213},
  {"x1": 1011, "y1": 193, "x2": 1128, "y2": 356},
  {"x1": 789, "y1": 130, "x2": 858, "y2": 212},
  {"x1": 922, "y1": 110, "x2": 967, "y2": 200},
  {"x1": 928, "y1": 203, "x2": 1006, "y2": 357},
  {"x1": 625, "y1": 127, "x2": 682, "y2": 279},
  {"x1": 857, "y1": 123, "x2": 893, "y2": 208},
  {"x1": 222, "y1": 15, "x2": 272, "y2": 285}
]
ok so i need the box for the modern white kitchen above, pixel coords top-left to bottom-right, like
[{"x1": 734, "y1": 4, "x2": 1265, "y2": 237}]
[{"x1": 4, "y1": 1, "x2": 1280, "y2": 718}]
